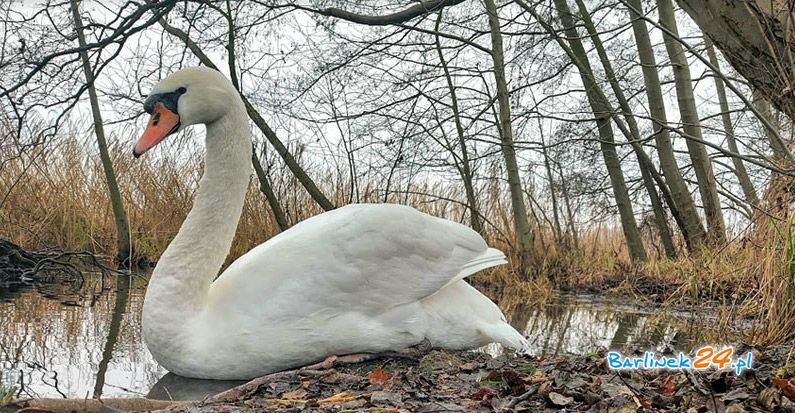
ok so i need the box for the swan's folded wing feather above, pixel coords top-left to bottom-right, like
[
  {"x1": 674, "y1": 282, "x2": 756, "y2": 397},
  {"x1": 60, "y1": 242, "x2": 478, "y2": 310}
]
[{"x1": 207, "y1": 204, "x2": 500, "y2": 316}]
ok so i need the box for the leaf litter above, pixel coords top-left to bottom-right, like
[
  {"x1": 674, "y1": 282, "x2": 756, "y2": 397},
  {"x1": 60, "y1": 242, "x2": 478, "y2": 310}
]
[{"x1": 139, "y1": 342, "x2": 795, "y2": 413}]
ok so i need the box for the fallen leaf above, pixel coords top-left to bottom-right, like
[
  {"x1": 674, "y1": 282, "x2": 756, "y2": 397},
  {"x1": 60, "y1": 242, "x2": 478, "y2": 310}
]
[
  {"x1": 658, "y1": 374, "x2": 676, "y2": 396},
  {"x1": 470, "y1": 387, "x2": 497, "y2": 401},
  {"x1": 723, "y1": 388, "x2": 751, "y2": 402},
  {"x1": 564, "y1": 376, "x2": 586, "y2": 389},
  {"x1": 281, "y1": 388, "x2": 307, "y2": 400},
  {"x1": 548, "y1": 391, "x2": 573, "y2": 406},
  {"x1": 772, "y1": 377, "x2": 795, "y2": 401},
  {"x1": 759, "y1": 386, "x2": 783, "y2": 411},
  {"x1": 370, "y1": 390, "x2": 403, "y2": 405},
  {"x1": 528, "y1": 371, "x2": 547, "y2": 384},
  {"x1": 486, "y1": 370, "x2": 526, "y2": 395},
  {"x1": 725, "y1": 404, "x2": 746, "y2": 413},
  {"x1": 460, "y1": 362, "x2": 479, "y2": 371},
  {"x1": 635, "y1": 396, "x2": 652, "y2": 409},
  {"x1": 368, "y1": 367, "x2": 390, "y2": 385}
]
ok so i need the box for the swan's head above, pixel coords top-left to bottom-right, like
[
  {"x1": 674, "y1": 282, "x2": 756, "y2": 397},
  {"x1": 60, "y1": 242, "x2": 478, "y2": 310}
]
[{"x1": 133, "y1": 67, "x2": 238, "y2": 158}]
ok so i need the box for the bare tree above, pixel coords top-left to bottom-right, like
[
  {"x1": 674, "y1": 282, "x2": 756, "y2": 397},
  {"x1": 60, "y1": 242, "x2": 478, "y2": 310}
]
[
  {"x1": 626, "y1": 0, "x2": 707, "y2": 251},
  {"x1": 704, "y1": 35, "x2": 760, "y2": 209},
  {"x1": 434, "y1": 12, "x2": 484, "y2": 235},
  {"x1": 484, "y1": 0, "x2": 535, "y2": 272},
  {"x1": 574, "y1": 0, "x2": 676, "y2": 258},
  {"x1": 657, "y1": 0, "x2": 726, "y2": 244},
  {"x1": 70, "y1": 0, "x2": 131, "y2": 264},
  {"x1": 676, "y1": 0, "x2": 795, "y2": 123}
]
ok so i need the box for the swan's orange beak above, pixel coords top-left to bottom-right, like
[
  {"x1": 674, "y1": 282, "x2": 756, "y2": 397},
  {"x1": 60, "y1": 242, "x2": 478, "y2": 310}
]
[{"x1": 133, "y1": 102, "x2": 180, "y2": 158}]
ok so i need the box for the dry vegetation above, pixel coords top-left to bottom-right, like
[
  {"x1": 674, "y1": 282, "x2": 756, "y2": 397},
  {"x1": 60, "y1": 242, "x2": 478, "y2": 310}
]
[{"x1": 3, "y1": 135, "x2": 794, "y2": 346}]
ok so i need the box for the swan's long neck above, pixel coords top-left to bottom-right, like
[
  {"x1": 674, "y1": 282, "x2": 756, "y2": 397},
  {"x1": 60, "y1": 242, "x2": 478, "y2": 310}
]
[{"x1": 143, "y1": 102, "x2": 251, "y2": 336}]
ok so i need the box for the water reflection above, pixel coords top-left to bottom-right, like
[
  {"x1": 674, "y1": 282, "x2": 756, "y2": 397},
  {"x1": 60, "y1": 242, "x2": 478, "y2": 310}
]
[
  {"x1": 93, "y1": 274, "x2": 130, "y2": 398},
  {"x1": 510, "y1": 295, "x2": 701, "y2": 355},
  {"x1": 1, "y1": 275, "x2": 720, "y2": 399},
  {"x1": 0, "y1": 273, "x2": 163, "y2": 399}
]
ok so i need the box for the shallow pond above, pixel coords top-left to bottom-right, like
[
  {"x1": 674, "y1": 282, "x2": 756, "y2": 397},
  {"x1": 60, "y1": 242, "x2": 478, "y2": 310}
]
[{"x1": 0, "y1": 272, "x2": 719, "y2": 400}]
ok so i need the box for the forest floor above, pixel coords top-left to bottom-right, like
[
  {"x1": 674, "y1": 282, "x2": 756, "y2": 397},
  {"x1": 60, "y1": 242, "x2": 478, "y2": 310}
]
[
  {"x1": 9, "y1": 345, "x2": 795, "y2": 413},
  {"x1": 150, "y1": 346, "x2": 795, "y2": 413}
]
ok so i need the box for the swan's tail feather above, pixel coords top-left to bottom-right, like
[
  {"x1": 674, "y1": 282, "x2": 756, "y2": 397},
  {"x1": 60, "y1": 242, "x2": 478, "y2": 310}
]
[
  {"x1": 460, "y1": 247, "x2": 507, "y2": 279},
  {"x1": 480, "y1": 322, "x2": 531, "y2": 355},
  {"x1": 439, "y1": 248, "x2": 507, "y2": 292}
]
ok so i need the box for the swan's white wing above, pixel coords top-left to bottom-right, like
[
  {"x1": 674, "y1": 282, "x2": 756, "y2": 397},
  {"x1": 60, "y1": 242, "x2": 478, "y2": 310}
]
[{"x1": 207, "y1": 203, "x2": 505, "y2": 316}]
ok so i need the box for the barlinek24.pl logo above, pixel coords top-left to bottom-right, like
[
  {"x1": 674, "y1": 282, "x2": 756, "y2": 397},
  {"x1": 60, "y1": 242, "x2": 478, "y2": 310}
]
[{"x1": 607, "y1": 346, "x2": 752, "y2": 375}]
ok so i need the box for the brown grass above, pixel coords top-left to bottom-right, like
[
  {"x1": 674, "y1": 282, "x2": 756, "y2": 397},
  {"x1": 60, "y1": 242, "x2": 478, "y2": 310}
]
[{"x1": 1, "y1": 137, "x2": 794, "y2": 345}]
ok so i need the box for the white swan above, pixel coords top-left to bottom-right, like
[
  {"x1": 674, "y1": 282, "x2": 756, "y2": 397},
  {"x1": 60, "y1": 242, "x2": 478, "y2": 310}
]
[{"x1": 133, "y1": 67, "x2": 529, "y2": 380}]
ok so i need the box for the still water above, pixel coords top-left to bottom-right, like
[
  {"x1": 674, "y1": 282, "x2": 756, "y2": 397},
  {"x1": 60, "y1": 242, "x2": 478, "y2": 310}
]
[{"x1": 0, "y1": 272, "x2": 716, "y2": 400}]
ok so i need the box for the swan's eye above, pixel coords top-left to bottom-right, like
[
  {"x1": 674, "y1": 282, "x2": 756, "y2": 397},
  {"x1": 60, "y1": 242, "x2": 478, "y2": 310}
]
[{"x1": 177, "y1": 87, "x2": 187, "y2": 94}]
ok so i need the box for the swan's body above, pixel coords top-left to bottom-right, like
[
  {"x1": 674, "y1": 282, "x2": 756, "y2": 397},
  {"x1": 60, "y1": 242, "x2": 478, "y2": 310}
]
[{"x1": 136, "y1": 67, "x2": 528, "y2": 379}]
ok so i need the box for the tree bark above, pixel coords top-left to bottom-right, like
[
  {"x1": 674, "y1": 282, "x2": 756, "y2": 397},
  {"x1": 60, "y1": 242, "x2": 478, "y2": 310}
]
[
  {"x1": 252, "y1": 149, "x2": 290, "y2": 231},
  {"x1": 575, "y1": 0, "x2": 676, "y2": 258},
  {"x1": 551, "y1": 0, "x2": 648, "y2": 261},
  {"x1": 484, "y1": 0, "x2": 535, "y2": 274},
  {"x1": 627, "y1": 0, "x2": 707, "y2": 251},
  {"x1": 754, "y1": 91, "x2": 790, "y2": 163},
  {"x1": 753, "y1": 90, "x2": 793, "y2": 217},
  {"x1": 675, "y1": 0, "x2": 795, "y2": 125},
  {"x1": 70, "y1": 0, "x2": 132, "y2": 265},
  {"x1": 658, "y1": 0, "x2": 726, "y2": 244},
  {"x1": 704, "y1": 35, "x2": 760, "y2": 209},
  {"x1": 558, "y1": 164, "x2": 579, "y2": 250}
]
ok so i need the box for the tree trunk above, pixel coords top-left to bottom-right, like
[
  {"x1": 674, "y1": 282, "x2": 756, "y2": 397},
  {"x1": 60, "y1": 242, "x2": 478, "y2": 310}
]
[
  {"x1": 484, "y1": 0, "x2": 535, "y2": 274},
  {"x1": 675, "y1": 0, "x2": 795, "y2": 128},
  {"x1": 558, "y1": 164, "x2": 579, "y2": 250},
  {"x1": 69, "y1": 0, "x2": 132, "y2": 265},
  {"x1": 551, "y1": 0, "x2": 648, "y2": 261},
  {"x1": 435, "y1": 12, "x2": 484, "y2": 235},
  {"x1": 627, "y1": 0, "x2": 707, "y2": 251},
  {"x1": 754, "y1": 91, "x2": 790, "y2": 163},
  {"x1": 704, "y1": 35, "x2": 760, "y2": 209},
  {"x1": 575, "y1": 0, "x2": 676, "y2": 258},
  {"x1": 252, "y1": 150, "x2": 290, "y2": 231},
  {"x1": 540, "y1": 132, "x2": 563, "y2": 243},
  {"x1": 658, "y1": 0, "x2": 726, "y2": 244},
  {"x1": 754, "y1": 90, "x2": 793, "y2": 218}
]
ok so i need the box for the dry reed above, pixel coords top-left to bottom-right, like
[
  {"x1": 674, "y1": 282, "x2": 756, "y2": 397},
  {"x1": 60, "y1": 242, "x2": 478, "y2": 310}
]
[{"x1": 2, "y1": 137, "x2": 794, "y2": 345}]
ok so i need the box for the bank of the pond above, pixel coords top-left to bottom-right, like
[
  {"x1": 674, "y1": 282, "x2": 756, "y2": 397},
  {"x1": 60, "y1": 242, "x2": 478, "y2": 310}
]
[
  {"x1": 2, "y1": 242, "x2": 792, "y2": 412},
  {"x1": 8, "y1": 345, "x2": 795, "y2": 413}
]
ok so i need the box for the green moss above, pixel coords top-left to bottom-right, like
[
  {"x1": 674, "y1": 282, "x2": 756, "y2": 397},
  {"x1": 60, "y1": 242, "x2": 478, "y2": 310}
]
[{"x1": 775, "y1": 362, "x2": 795, "y2": 378}]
